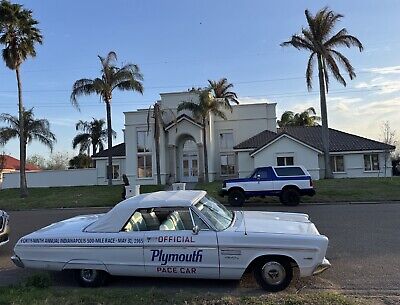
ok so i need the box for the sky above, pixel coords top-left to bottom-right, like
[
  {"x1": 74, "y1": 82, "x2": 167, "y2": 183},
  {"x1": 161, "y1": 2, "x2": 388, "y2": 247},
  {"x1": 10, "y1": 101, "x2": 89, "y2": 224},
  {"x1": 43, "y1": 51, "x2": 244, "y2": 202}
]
[{"x1": 1, "y1": 0, "x2": 399, "y2": 158}]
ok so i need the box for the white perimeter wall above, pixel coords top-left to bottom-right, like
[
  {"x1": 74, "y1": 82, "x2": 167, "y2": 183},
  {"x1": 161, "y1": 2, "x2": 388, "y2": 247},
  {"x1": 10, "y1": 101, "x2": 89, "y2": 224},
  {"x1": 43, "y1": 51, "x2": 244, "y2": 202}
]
[{"x1": 1, "y1": 169, "x2": 98, "y2": 189}]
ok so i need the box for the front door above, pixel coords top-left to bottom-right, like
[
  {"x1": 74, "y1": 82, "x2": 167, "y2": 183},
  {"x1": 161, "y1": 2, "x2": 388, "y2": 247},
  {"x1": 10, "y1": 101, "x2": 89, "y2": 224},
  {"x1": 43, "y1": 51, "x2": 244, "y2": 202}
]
[
  {"x1": 143, "y1": 207, "x2": 219, "y2": 279},
  {"x1": 182, "y1": 153, "x2": 198, "y2": 182}
]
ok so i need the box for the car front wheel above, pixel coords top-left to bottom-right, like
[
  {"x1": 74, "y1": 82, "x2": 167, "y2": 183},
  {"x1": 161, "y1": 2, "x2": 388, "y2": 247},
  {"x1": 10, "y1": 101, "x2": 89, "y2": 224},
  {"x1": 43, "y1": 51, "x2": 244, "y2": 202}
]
[
  {"x1": 228, "y1": 189, "x2": 245, "y2": 207},
  {"x1": 75, "y1": 269, "x2": 107, "y2": 288},
  {"x1": 254, "y1": 258, "x2": 293, "y2": 292}
]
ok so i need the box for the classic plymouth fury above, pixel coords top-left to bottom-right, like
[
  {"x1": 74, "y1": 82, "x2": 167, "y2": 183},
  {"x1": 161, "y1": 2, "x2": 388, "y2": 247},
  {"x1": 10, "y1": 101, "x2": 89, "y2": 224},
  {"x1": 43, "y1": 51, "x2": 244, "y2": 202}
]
[{"x1": 12, "y1": 190, "x2": 330, "y2": 291}]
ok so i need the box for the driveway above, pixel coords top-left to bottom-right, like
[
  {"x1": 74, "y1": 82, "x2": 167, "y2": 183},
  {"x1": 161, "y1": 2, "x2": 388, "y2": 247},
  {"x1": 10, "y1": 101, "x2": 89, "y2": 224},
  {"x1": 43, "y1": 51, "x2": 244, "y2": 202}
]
[{"x1": 1, "y1": 203, "x2": 399, "y2": 296}]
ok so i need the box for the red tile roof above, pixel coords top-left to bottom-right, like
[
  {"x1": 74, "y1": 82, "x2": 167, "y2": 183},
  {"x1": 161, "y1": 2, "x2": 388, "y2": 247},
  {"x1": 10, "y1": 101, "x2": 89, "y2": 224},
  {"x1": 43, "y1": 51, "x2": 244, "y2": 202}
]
[{"x1": 0, "y1": 155, "x2": 41, "y2": 171}]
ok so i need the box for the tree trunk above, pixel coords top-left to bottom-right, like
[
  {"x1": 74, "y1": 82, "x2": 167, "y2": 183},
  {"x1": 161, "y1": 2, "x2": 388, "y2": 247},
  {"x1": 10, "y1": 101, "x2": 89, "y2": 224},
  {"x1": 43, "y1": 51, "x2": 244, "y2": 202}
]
[
  {"x1": 16, "y1": 68, "x2": 28, "y2": 197},
  {"x1": 317, "y1": 55, "x2": 333, "y2": 179},
  {"x1": 202, "y1": 117, "x2": 209, "y2": 183},
  {"x1": 155, "y1": 136, "x2": 161, "y2": 185},
  {"x1": 106, "y1": 101, "x2": 113, "y2": 186}
]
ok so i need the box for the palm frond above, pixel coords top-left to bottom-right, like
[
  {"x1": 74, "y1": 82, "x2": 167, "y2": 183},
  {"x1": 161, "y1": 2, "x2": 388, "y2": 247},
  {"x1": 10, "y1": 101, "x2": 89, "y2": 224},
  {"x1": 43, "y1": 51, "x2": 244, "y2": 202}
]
[
  {"x1": 306, "y1": 52, "x2": 316, "y2": 90},
  {"x1": 329, "y1": 49, "x2": 356, "y2": 79},
  {"x1": 70, "y1": 78, "x2": 99, "y2": 109}
]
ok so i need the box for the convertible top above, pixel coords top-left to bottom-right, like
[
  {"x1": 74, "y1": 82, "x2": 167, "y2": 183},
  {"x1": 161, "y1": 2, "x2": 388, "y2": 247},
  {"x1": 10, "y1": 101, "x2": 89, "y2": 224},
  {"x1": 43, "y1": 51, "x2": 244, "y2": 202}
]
[{"x1": 85, "y1": 190, "x2": 206, "y2": 233}]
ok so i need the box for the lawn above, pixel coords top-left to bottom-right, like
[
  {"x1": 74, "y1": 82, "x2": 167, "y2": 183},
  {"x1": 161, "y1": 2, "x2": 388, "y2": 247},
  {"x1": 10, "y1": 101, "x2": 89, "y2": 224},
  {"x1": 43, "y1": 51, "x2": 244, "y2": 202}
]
[
  {"x1": 0, "y1": 287, "x2": 365, "y2": 305},
  {"x1": 196, "y1": 177, "x2": 400, "y2": 204},
  {"x1": 0, "y1": 184, "x2": 164, "y2": 211}
]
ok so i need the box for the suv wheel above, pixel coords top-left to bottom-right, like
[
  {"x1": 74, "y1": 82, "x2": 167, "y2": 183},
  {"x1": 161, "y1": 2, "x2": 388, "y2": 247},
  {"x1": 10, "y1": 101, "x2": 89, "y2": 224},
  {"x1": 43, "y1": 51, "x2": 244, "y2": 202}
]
[
  {"x1": 254, "y1": 258, "x2": 293, "y2": 292},
  {"x1": 228, "y1": 189, "x2": 245, "y2": 207},
  {"x1": 280, "y1": 188, "x2": 300, "y2": 206}
]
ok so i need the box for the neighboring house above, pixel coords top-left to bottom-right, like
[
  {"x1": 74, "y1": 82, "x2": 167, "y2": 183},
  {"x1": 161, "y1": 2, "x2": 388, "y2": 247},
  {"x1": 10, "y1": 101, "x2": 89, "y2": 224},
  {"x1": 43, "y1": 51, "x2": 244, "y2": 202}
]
[
  {"x1": 93, "y1": 90, "x2": 396, "y2": 185},
  {"x1": 92, "y1": 143, "x2": 126, "y2": 185},
  {"x1": 0, "y1": 155, "x2": 41, "y2": 186},
  {"x1": 234, "y1": 126, "x2": 395, "y2": 180}
]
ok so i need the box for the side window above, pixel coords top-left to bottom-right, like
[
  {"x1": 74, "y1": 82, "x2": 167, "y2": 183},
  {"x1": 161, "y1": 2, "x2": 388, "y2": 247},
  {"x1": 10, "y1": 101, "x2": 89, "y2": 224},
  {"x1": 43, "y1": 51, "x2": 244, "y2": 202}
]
[
  {"x1": 254, "y1": 168, "x2": 269, "y2": 179},
  {"x1": 122, "y1": 207, "x2": 194, "y2": 232}
]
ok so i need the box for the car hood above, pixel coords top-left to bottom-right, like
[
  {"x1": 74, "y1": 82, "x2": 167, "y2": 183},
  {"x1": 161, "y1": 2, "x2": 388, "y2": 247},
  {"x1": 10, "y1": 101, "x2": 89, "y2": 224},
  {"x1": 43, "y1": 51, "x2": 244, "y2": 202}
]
[{"x1": 237, "y1": 211, "x2": 320, "y2": 235}]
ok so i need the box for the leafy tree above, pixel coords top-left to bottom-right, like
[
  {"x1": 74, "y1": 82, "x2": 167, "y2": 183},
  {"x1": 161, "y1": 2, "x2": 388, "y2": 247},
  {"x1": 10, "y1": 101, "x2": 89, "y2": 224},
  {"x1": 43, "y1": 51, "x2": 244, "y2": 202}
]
[
  {"x1": 177, "y1": 90, "x2": 229, "y2": 182},
  {"x1": 380, "y1": 121, "x2": 397, "y2": 177},
  {"x1": 0, "y1": 109, "x2": 56, "y2": 178},
  {"x1": 72, "y1": 118, "x2": 115, "y2": 155},
  {"x1": 71, "y1": 51, "x2": 143, "y2": 186},
  {"x1": 208, "y1": 78, "x2": 239, "y2": 110},
  {"x1": 278, "y1": 107, "x2": 320, "y2": 127},
  {"x1": 147, "y1": 102, "x2": 175, "y2": 185},
  {"x1": 281, "y1": 7, "x2": 363, "y2": 178},
  {"x1": 0, "y1": 0, "x2": 43, "y2": 196},
  {"x1": 69, "y1": 154, "x2": 92, "y2": 169},
  {"x1": 45, "y1": 152, "x2": 69, "y2": 170},
  {"x1": 26, "y1": 154, "x2": 46, "y2": 169}
]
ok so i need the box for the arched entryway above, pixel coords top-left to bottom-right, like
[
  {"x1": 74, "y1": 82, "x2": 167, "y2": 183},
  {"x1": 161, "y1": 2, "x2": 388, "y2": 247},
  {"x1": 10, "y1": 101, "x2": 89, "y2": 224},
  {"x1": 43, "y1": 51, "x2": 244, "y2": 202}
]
[{"x1": 180, "y1": 138, "x2": 198, "y2": 182}]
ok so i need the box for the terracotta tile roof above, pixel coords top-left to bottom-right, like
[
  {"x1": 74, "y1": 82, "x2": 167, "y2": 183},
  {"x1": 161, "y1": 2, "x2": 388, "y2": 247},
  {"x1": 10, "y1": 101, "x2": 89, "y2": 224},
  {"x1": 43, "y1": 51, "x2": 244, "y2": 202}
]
[
  {"x1": 0, "y1": 155, "x2": 41, "y2": 171},
  {"x1": 92, "y1": 143, "x2": 126, "y2": 158},
  {"x1": 234, "y1": 126, "x2": 396, "y2": 153}
]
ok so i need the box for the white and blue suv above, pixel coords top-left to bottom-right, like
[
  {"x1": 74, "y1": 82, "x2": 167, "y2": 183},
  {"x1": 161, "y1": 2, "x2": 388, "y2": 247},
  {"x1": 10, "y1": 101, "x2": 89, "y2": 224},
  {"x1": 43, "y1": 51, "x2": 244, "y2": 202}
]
[{"x1": 219, "y1": 166, "x2": 316, "y2": 206}]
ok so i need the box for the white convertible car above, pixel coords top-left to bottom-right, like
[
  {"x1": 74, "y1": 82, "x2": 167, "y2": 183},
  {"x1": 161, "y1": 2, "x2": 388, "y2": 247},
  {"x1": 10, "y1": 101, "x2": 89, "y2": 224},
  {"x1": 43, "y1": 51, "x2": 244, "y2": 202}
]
[{"x1": 12, "y1": 190, "x2": 330, "y2": 291}]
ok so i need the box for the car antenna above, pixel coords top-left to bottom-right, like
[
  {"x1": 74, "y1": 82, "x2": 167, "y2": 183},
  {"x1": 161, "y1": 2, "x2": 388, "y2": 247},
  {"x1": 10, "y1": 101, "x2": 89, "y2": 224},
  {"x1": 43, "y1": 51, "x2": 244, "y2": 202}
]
[{"x1": 241, "y1": 210, "x2": 248, "y2": 235}]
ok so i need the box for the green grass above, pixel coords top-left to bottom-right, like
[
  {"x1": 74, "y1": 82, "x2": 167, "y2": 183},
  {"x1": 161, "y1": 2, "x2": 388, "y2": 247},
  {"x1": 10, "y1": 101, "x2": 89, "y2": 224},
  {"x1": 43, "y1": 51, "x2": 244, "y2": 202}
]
[
  {"x1": 196, "y1": 177, "x2": 400, "y2": 204},
  {"x1": 0, "y1": 287, "x2": 364, "y2": 305},
  {"x1": 0, "y1": 184, "x2": 164, "y2": 211}
]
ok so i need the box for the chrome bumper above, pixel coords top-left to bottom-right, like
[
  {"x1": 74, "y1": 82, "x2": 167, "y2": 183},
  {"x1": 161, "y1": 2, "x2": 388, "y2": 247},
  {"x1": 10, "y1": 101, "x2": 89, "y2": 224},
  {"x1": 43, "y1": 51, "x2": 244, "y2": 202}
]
[
  {"x1": 312, "y1": 258, "x2": 331, "y2": 275},
  {"x1": 11, "y1": 255, "x2": 24, "y2": 268}
]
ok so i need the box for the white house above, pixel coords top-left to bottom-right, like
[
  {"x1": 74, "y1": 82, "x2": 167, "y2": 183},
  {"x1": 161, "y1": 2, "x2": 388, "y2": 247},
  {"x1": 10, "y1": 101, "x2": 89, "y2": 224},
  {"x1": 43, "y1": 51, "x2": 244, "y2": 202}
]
[{"x1": 92, "y1": 90, "x2": 395, "y2": 185}]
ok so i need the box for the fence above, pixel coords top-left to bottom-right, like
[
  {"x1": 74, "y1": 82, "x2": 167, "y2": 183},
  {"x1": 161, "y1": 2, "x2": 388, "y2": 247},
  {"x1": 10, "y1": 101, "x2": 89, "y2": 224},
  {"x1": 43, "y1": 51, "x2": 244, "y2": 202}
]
[{"x1": 1, "y1": 168, "x2": 98, "y2": 189}]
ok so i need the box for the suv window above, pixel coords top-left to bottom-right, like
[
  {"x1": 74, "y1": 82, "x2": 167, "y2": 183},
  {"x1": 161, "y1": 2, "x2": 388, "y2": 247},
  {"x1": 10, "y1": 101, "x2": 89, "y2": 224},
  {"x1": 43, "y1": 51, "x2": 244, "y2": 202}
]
[
  {"x1": 253, "y1": 168, "x2": 270, "y2": 179},
  {"x1": 274, "y1": 167, "x2": 305, "y2": 176}
]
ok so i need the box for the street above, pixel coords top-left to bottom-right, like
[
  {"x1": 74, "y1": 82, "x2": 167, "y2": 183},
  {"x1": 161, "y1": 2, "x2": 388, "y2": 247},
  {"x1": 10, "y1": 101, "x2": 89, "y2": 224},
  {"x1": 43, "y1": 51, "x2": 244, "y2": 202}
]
[{"x1": 1, "y1": 203, "x2": 399, "y2": 295}]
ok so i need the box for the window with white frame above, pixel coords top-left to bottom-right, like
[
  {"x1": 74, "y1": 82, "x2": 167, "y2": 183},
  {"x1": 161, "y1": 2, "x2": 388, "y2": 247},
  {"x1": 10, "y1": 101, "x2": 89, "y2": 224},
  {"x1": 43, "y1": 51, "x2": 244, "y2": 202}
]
[
  {"x1": 137, "y1": 131, "x2": 152, "y2": 178},
  {"x1": 364, "y1": 154, "x2": 379, "y2": 171},
  {"x1": 330, "y1": 155, "x2": 345, "y2": 172},
  {"x1": 277, "y1": 156, "x2": 294, "y2": 166},
  {"x1": 106, "y1": 164, "x2": 120, "y2": 180},
  {"x1": 219, "y1": 132, "x2": 234, "y2": 150},
  {"x1": 220, "y1": 153, "x2": 235, "y2": 176}
]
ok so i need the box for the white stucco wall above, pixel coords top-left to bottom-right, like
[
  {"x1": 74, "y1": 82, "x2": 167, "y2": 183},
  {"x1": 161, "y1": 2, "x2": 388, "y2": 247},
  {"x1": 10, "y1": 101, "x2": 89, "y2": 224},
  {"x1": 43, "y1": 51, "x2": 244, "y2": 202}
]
[
  {"x1": 251, "y1": 136, "x2": 321, "y2": 180},
  {"x1": 2, "y1": 169, "x2": 98, "y2": 189},
  {"x1": 320, "y1": 152, "x2": 393, "y2": 179},
  {"x1": 237, "y1": 151, "x2": 254, "y2": 178}
]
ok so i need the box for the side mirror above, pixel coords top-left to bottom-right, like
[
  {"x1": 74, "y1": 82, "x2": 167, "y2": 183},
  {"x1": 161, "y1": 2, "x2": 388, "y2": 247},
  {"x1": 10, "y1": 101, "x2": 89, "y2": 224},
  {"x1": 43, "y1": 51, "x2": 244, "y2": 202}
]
[
  {"x1": 256, "y1": 174, "x2": 261, "y2": 180},
  {"x1": 192, "y1": 225, "x2": 200, "y2": 235}
]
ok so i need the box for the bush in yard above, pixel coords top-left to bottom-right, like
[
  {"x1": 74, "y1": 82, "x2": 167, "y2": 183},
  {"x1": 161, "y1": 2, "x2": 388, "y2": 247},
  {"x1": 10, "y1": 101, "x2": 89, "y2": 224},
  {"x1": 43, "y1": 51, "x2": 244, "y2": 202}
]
[{"x1": 24, "y1": 272, "x2": 52, "y2": 288}]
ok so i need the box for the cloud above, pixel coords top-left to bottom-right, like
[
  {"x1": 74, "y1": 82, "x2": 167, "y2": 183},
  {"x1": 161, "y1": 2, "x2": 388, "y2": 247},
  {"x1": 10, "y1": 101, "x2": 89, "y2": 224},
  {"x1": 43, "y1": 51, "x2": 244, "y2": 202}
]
[
  {"x1": 364, "y1": 65, "x2": 400, "y2": 75},
  {"x1": 354, "y1": 76, "x2": 400, "y2": 95},
  {"x1": 48, "y1": 118, "x2": 76, "y2": 127}
]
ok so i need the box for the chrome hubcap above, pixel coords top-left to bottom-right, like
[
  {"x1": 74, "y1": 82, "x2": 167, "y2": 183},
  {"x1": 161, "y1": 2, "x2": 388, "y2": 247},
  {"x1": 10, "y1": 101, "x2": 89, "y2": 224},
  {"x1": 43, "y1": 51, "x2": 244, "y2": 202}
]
[
  {"x1": 261, "y1": 261, "x2": 286, "y2": 285},
  {"x1": 81, "y1": 269, "x2": 96, "y2": 282}
]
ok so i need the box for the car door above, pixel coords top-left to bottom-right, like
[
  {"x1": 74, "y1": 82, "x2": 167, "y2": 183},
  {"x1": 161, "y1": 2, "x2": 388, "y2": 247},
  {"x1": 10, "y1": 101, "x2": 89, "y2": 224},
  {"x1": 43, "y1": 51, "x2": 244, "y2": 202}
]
[
  {"x1": 243, "y1": 168, "x2": 273, "y2": 194},
  {"x1": 104, "y1": 211, "x2": 146, "y2": 276},
  {"x1": 143, "y1": 207, "x2": 219, "y2": 279}
]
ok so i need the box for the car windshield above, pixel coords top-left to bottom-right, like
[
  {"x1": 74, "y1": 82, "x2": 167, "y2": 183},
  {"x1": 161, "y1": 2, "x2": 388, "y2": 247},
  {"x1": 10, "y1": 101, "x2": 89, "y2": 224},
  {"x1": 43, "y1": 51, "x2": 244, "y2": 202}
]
[
  {"x1": 246, "y1": 169, "x2": 256, "y2": 178},
  {"x1": 194, "y1": 195, "x2": 233, "y2": 231}
]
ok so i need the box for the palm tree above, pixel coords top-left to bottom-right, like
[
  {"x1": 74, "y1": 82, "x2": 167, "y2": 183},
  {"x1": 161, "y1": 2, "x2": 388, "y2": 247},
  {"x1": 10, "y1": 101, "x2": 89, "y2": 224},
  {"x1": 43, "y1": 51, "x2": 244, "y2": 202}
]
[
  {"x1": 72, "y1": 118, "x2": 116, "y2": 156},
  {"x1": 281, "y1": 7, "x2": 363, "y2": 178},
  {"x1": 177, "y1": 89, "x2": 228, "y2": 183},
  {"x1": 0, "y1": 109, "x2": 56, "y2": 178},
  {"x1": 146, "y1": 102, "x2": 175, "y2": 185},
  {"x1": 208, "y1": 78, "x2": 239, "y2": 110},
  {"x1": 0, "y1": 1, "x2": 43, "y2": 197},
  {"x1": 278, "y1": 107, "x2": 320, "y2": 127},
  {"x1": 71, "y1": 51, "x2": 143, "y2": 185}
]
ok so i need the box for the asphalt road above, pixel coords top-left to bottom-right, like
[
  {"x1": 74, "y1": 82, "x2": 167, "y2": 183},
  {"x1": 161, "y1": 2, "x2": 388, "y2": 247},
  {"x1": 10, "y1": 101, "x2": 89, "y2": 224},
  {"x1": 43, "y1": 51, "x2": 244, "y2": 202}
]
[{"x1": 1, "y1": 203, "x2": 399, "y2": 295}]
